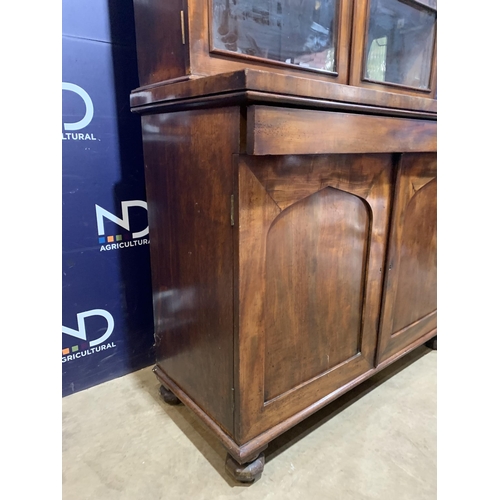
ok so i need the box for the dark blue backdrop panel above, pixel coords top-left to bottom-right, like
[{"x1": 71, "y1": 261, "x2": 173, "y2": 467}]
[
  {"x1": 62, "y1": 245, "x2": 154, "y2": 396},
  {"x1": 62, "y1": 0, "x2": 137, "y2": 46},
  {"x1": 62, "y1": 11, "x2": 154, "y2": 397}
]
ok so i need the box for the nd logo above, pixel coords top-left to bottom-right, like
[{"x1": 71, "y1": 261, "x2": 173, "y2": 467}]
[
  {"x1": 95, "y1": 201, "x2": 149, "y2": 239},
  {"x1": 62, "y1": 309, "x2": 114, "y2": 347},
  {"x1": 62, "y1": 82, "x2": 94, "y2": 131}
]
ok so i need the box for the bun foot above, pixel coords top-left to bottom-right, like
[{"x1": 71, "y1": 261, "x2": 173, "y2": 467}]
[
  {"x1": 425, "y1": 336, "x2": 437, "y2": 350},
  {"x1": 159, "y1": 385, "x2": 182, "y2": 405},
  {"x1": 225, "y1": 452, "x2": 265, "y2": 483}
]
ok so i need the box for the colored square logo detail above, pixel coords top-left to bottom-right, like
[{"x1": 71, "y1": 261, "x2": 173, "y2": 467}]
[
  {"x1": 81, "y1": 342, "x2": 88, "y2": 350},
  {"x1": 62, "y1": 348, "x2": 70, "y2": 356},
  {"x1": 98, "y1": 237, "x2": 105, "y2": 244},
  {"x1": 116, "y1": 234, "x2": 122, "y2": 241},
  {"x1": 71, "y1": 345, "x2": 79, "y2": 353},
  {"x1": 123, "y1": 233, "x2": 131, "y2": 241},
  {"x1": 107, "y1": 236, "x2": 114, "y2": 243}
]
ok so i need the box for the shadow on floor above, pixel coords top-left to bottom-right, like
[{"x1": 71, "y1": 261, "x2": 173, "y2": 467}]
[{"x1": 134, "y1": 344, "x2": 433, "y2": 487}]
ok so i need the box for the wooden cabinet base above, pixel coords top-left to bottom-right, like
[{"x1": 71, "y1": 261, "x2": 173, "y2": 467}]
[
  {"x1": 153, "y1": 328, "x2": 436, "y2": 481},
  {"x1": 133, "y1": 71, "x2": 436, "y2": 483}
]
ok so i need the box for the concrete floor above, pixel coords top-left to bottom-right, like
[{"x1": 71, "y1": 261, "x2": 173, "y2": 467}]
[{"x1": 62, "y1": 345, "x2": 436, "y2": 500}]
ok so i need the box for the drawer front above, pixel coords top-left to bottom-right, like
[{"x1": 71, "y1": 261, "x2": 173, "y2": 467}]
[{"x1": 247, "y1": 105, "x2": 437, "y2": 156}]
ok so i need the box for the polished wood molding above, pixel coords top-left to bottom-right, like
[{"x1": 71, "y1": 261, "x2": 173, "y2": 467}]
[
  {"x1": 130, "y1": 69, "x2": 437, "y2": 115},
  {"x1": 131, "y1": 89, "x2": 438, "y2": 121}
]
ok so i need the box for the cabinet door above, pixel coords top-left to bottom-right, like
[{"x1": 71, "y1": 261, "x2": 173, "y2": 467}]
[
  {"x1": 209, "y1": 0, "x2": 352, "y2": 83},
  {"x1": 377, "y1": 152, "x2": 436, "y2": 364},
  {"x1": 235, "y1": 153, "x2": 392, "y2": 443},
  {"x1": 350, "y1": 0, "x2": 437, "y2": 98}
]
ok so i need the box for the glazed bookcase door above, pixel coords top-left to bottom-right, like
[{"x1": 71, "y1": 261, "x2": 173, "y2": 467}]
[
  {"x1": 350, "y1": 0, "x2": 437, "y2": 98},
  {"x1": 235, "y1": 153, "x2": 393, "y2": 443},
  {"x1": 209, "y1": 0, "x2": 353, "y2": 81},
  {"x1": 376, "y1": 152, "x2": 436, "y2": 364}
]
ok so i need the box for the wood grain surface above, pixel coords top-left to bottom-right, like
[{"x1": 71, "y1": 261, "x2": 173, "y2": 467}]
[
  {"x1": 141, "y1": 107, "x2": 241, "y2": 436},
  {"x1": 248, "y1": 106, "x2": 437, "y2": 155},
  {"x1": 130, "y1": 69, "x2": 438, "y2": 114},
  {"x1": 236, "y1": 153, "x2": 393, "y2": 443},
  {"x1": 377, "y1": 152, "x2": 437, "y2": 364}
]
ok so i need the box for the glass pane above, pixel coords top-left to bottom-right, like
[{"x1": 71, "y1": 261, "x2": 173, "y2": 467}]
[
  {"x1": 212, "y1": 0, "x2": 338, "y2": 73},
  {"x1": 364, "y1": 0, "x2": 436, "y2": 89}
]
